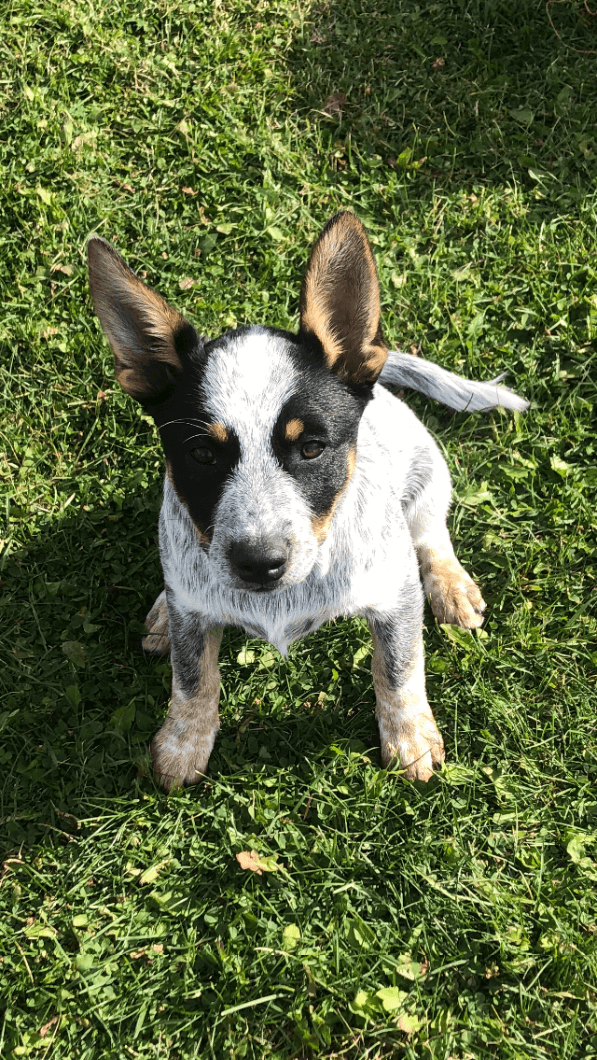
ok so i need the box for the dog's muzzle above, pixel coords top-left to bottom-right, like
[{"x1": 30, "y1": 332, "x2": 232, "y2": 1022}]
[{"x1": 229, "y1": 537, "x2": 289, "y2": 590}]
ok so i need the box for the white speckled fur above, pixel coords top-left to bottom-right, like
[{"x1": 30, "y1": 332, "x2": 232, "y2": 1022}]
[
  {"x1": 198, "y1": 331, "x2": 320, "y2": 595},
  {"x1": 89, "y1": 216, "x2": 526, "y2": 791}
]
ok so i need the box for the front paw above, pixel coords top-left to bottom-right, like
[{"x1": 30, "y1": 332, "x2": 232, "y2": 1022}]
[
  {"x1": 380, "y1": 716, "x2": 445, "y2": 782},
  {"x1": 151, "y1": 726, "x2": 212, "y2": 791},
  {"x1": 426, "y1": 559, "x2": 486, "y2": 629}
]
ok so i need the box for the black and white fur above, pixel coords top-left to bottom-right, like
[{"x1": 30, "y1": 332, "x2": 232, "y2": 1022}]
[{"x1": 88, "y1": 213, "x2": 527, "y2": 790}]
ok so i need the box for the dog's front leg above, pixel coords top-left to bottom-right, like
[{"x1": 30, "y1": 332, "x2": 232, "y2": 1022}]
[
  {"x1": 151, "y1": 598, "x2": 222, "y2": 790},
  {"x1": 366, "y1": 600, "x2": 445, "y2": 782},
  {"x1": 405, "y1": 442, "x2": 485, "y2": 629}
]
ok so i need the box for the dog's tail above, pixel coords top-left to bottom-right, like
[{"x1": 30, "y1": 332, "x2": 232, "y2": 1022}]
[{"x1": 379, "y1": 350, "x2": 529, "y2": 413}]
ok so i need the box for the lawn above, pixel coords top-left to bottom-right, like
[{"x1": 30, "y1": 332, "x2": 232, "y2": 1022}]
[{"x1": 1, "y1": 0, "x2": 596, "y2": 1056}]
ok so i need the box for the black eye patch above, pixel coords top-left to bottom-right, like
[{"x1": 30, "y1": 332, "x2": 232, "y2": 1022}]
[
  {"x1": 160, "y1": 423, "x2": 241, "y2": 541},
  {"x1": 272, "y1": 374, "x2": 366, "y2": 520}
]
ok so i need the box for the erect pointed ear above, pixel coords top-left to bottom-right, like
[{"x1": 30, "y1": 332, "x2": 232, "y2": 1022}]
[
  {"x1": 299, "y1": 212, "x2": 388, "y2": 386},
  {"x1": 88, "y1": 237, "x2": 198, "y2": 404}
]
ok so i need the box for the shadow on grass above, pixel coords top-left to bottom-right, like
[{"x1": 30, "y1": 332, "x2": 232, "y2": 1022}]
[
  {"x1": 1, "y1": 488, "x2": 160, "y2": 854},
  {"x1": 286, "y1": 0, "x2": 595, "y2": 202},
  {"x1": 0, "y1": 488, "x2": 386, "y2": 857}
]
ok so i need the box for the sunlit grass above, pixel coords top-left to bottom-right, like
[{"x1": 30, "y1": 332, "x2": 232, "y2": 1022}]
[{"x1": 1, "y1": 0, "x2": 596, "y2": 1056}]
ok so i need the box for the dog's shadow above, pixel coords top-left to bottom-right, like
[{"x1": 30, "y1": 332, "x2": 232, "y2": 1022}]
[
  {"x1": 1, "y1": 484, "x2": 165, "y2": 856},
  {"x1": 0, "y1": 487, "x2": 389, "y2": 856},
  {"x1": 189, "y1": 621, "x2": 381, "y2": 778}
]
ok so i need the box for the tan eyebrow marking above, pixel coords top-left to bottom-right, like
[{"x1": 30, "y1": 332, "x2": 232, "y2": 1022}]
[
  {"x1": 284, "y1": 418, "x2": 304, "y2": 442},
  {"x1": 206, "y1": 422, "x2": 228, "y2": 443}
]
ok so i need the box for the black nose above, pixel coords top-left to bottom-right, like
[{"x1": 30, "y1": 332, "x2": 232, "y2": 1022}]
[{"x1": 229, "y1": 539, "x2": 289, "y2": 586}]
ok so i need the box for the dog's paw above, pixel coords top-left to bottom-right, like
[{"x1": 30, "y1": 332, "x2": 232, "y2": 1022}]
[
  {"x1": 424, "y1": 558, "x2": 486, "y2": 629},
  {"x1": 151, "y1": 728, "x2": 211, "y2": 791},
  {"x1": 380, "y1": 715, "x2": 445, "y2": 782},
  {"x1": 142, "y1": 590, "x2": 170, "y2": 655}
]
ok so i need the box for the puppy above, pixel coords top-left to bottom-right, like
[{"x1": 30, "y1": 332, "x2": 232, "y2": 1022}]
[{"x1": 88, "y1": 213, "x2": 527, "y2": 790}]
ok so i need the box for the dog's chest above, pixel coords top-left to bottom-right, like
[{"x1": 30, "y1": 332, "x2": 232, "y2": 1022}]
[
  {"x1": 178, "y1": 556, "x2": 406, "y2": 655},
  {"x1": 223, "y1": 591, "x2": 343, "y2": 655},
  {"x1": 162, "y1": 502, "x2": 412, "y2": 656}
]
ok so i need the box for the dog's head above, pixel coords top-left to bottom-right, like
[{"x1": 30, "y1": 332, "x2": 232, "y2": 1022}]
[{"x1": 88, "y1": 213, "x2": 388, "y2": 592}]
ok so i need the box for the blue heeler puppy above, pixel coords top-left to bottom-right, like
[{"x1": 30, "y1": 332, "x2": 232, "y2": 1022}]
[{"x1": 88, "y1": 213, "x2": 527, "y2": 790}]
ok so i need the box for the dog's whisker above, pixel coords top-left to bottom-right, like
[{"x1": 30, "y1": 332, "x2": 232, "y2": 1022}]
[
  {"x1": 156, "y1": 418, "x2": 212, "y2": 430},
  {"x1": 184, "y1": 432, "x2": 214, "y2": 444}
]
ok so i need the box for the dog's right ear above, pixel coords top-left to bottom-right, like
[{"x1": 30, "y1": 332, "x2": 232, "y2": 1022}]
[
  {"x1": 88, "y1": 238, "x2": 198, "y2": 404},
  {"x1": 299, "y1": 212, "x2": 388, "y2": 387}
]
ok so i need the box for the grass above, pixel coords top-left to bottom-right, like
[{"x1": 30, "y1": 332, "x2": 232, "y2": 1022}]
[{"x1": 1, "y1": 0, "x2": 597, "y2": 1055}]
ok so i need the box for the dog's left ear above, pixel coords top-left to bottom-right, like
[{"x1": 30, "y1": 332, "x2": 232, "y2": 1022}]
[
  {"x1": 88, "y1": 237, "x2": 199, "y2": 404},
  {"x1": 299, "y1": 212, "x2": 388, "y2": 386}
]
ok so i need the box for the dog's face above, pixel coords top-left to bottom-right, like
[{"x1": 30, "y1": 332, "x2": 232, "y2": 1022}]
[{"x1": 88, "y1": 214, "x2": 389, "y2": 591}]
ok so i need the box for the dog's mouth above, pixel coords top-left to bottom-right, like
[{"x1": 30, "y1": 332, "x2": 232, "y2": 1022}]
[{"x1": 227, "y1": 573, "x2": 288, "y2": 594}]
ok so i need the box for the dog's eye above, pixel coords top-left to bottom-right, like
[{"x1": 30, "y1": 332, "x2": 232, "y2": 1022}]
[
  {"x1": 301, "y1": 441, "x2": 324, "y2": 460},
  {"x1": 190, "y1": 445, "x2": 215, "y2": 465}
]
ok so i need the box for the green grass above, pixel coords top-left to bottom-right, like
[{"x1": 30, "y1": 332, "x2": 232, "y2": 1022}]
[{"x1": 1, "y1": 0, "x2": 597, "y2": 1055}]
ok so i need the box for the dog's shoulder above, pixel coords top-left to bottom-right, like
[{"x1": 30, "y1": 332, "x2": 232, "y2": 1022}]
[{"x1": 358, "y1": 384, "x2": 440, "y2": 475}]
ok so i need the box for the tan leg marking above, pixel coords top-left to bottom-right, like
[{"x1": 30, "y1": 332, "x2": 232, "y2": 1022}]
[
  {"x1": 418, "y1": 547, "x2": 486, "y2": 629},
  {"x1": 142, "y1": 590, "x2": 170, "y2": 655},
  {"x1": 371, "y1": 631, "x2": 444, "y2": 781},
  {"x1": 151, "y1": 629, "x2": 222, "y2": 790}
]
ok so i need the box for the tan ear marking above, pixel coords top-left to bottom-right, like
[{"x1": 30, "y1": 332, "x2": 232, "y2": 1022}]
[
  {"x1": 206, "y1": 422, "x2": 228, "y2": 444},
  {"x1": 284, "y1": 418, "x2": 304, "y2": 442},
  {"x1": 299, "y1": 213, "x2": 388, "y2": 386}
]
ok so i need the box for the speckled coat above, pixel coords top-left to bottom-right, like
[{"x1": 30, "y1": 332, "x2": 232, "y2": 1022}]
[{"x1": 88, "y1": 213, "x2": 527, "y2": 790}]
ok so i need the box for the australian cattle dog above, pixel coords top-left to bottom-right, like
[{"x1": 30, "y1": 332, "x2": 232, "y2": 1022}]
[{"x1": 88, "y1": 213, "x2": 527, "y2": 790}]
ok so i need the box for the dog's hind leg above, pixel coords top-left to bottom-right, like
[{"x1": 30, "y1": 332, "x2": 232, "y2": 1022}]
[
  {"x1": 366, "y1": 585, "x2": 444, "y2": 781},
  {"x1": 151, "y1": 598, "x2": 222, "y2": 790},
  {"x1": 404, "y1": 442, "x2": 485, "y2": 629},
  {"x1": 142, "y1": 590, "x2": 170, "y2": 655}
]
